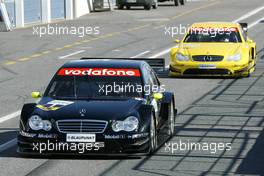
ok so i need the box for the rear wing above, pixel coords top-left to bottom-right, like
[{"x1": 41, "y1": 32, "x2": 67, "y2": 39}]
[
  {"x1": 239, "y1": 23, "x2": 248, "y2": 36},
  {"x1": 80, "y1": 57, "x2": 165, "y2": 71}
]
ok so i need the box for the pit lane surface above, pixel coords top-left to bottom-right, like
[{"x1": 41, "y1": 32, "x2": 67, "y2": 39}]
[{"x1": 0, "y1": 0, "x2": 264, "y2": 175}]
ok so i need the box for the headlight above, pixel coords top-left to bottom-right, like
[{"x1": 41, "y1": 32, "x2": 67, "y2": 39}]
[
  {"x1": 43, "y1": 121, "x2": 52, "y2": 131},
  {"x1": 176, "y1": 53, "x2": 189, "y2": 61},
  {"x1": 227, "y1": 53, "x2": 241, "y2": 61},
  {"x1": 112, "y1": 116, "x2": 139, "y2": 132},
  {"x1": 28, "y1": 115, "x2": 52, "y2": 131}
]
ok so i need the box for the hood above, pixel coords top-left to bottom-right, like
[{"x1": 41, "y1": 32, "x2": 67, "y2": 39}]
[
  {"x1": 35, "y1": 98, "x2": 145, "y2": 121},
  {"x1": 178, "y1": 43, "x2": 242, "y2": 56}
]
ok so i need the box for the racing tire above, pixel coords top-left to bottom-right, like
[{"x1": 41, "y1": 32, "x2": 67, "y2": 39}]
[
  {"x1": 149, "y1": 113, "x2": 158, "y2": 154},
  {"x1": 152, "y1": 0, "x2": 158, "y2": 9},
  {"x1": 174, "y1": 0, "x2": 179, "y2": 6},
  {"x1": 244, "y1": 65, "x2": 256, "y2": 78},
  {"x1": 117, "y1": 4, "x2": 124, "y2": 9},
  {"x1": 152, "y1": 3, "x2": 158, "y2": 9},
  {"x1": 167, "y1": 101, "x2": 175, "y2": 137},
  {"x1": 179, "y1": 0, "x2": 185, "y2": 5},
  {"x1": 144, "y1": 4, "x2": 151, "y2": 10},
  {"x1": 242, "y1": 58, "x2": 256, "y2": 77}
]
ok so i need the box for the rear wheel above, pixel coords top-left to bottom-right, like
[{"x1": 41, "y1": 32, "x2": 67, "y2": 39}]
[
  {"x1": 149, "y1": 114, "x2": 157, "y2": 154},
  {"x1": 174, "y1": 0, "x2": 179, "y2": 6},
  {"x1": 179, "y1": 0, "x2": 185, "y2": 5},
  {"x1": 152, "y1": 0, "x2": 158, "y2": 9},
  {"x1": 117, "y1": 4, "x2": 124, "y2": 9},
  {"x1": 126, "y1": 5, "x2": 131, "y2": 9}
]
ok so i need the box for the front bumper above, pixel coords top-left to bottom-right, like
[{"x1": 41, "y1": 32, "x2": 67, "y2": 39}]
[
  {"x1": 17, "y1": 131, "x2": 150, "y2": 155},
  {"x1": 117, "y1": 0, "x2": 150, "y2": 6},
  {"x1": 169, "y1": 61, "x2": 250, "y2": 77}
]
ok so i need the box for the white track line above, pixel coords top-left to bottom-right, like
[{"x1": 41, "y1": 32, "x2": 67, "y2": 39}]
[
  {"x1": 149, "y1": 48, "x2": 172, "y2": 58},
  {"x1": 0, "y1": 138, "x2": 17, "y2": 153},
  {"x1": 131, "y1": 50, "x2": 150, "y2": 58},
  {"x1": 248, "y1": 17, "x2": 264, "y2": 29},
  {"x1": 0, "y1": 111, "x2": 21, "y2": 124},
  {"x1": 233, "y1": 6, "x2": 264, "y2": 23},
  {"x1": 59, "y1": 50, "x2": 85, "y2": 59}
]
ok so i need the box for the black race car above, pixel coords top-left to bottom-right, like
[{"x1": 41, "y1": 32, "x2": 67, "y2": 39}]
[{"x1": 17, "y1": 58, "x2": 177, "y2": 156}]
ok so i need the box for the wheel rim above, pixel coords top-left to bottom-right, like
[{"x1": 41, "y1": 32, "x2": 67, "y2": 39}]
[
  {"x1": 169, "y1": 102, "x2": 175, "y2": 135},
  {"x1": 150, "y1": 117, "x2": 156, "y2": 150}
]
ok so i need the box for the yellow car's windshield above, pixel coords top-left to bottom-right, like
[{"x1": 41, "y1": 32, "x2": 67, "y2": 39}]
[{"x1": 184, "y1": 31, "x2": 242, "y2": 43}]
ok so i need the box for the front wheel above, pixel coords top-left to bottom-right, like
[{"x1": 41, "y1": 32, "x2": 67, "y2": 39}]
[
  {"x1": 149, "y1": 114, "x2": 157, "y2": 154},
  {"x1": 144, "y1": 4, "x2": 151, "y2": 10},
  {"x1": 243, "y1": 65, "x2": 256, "y2": 77},
  {"x1": 167, "y1": 101, "x2": 175, "y2": 137},
  {"x1": 152, "y1": 0, "x2": 158, "y2": 9},
  {"x1": 117, "y1": 4, "x2": 124, "y2": 9}
]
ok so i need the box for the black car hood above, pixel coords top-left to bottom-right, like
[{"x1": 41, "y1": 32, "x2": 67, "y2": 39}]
[{"x1": 35, "y1": 97, "x2": 145, "y2": 121}]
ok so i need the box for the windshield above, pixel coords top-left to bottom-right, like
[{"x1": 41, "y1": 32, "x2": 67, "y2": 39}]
[
  {"x1": 44, "y1": 68, "x2": 143, "y2": 100},
  {"x1": 184, "y1": 29, "x2": 242, "y2": 43}
]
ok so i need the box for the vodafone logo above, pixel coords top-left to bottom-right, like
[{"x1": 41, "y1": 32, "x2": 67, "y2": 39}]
[{"x1": 57, "y1": 68, "x2": 141, "y2": 77}]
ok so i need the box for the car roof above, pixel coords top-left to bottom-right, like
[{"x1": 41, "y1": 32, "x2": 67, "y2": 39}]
[
  {"x1": 62, "y1": 59, "x2": 145, "y2": 69},
  {"x1": 191, "y1": 22, "x2": 241, "y2": 28}
]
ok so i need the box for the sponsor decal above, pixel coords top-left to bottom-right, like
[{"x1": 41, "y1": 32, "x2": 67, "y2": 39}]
[
  {"x1": 57, "y1": 68, "x2": 141, "y2": 77},
  {"x1": 104, "y1": 133, "x2": 148, "y2": 139},
  {"x1": 37, "y1": 100, "x2": 74, "y2": 111},
  {"x1": 131, "y1": 133, "x2": 149, "y2": 139},
  {"x1": 66, "y1": 134, "x2": 96, "y2": 143},
  {"x1": 20, "y1": 131, "x2": 37, "y2": 138},
  {"x1": 198, "y1": 64, "x2": 216, "y2": 69},
  {"x1": 38, "y1": 134, "x2": 58, "y2": 138},
  {"x1": 104, "y1": 134, "x2": 126, "y2": 139}
]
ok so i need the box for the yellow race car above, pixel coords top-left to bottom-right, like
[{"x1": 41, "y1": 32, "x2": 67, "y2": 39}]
[{"x1": 169, "y1": 22, "x2": 257, "y2": 77}]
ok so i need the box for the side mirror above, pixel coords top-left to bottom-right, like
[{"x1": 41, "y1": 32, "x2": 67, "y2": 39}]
[
  {"x1": 174, "y1": 39, "x2": 180, "y2": 43},
  {"x1": 31, "y1": 92, "x2": 42, "y2": 98},
  {"x1": 153, "y1": 93, "x2": 163, "y2": 100},
  {"x1": 247, "y1": 38, "x2": 253, "y2": 43}
]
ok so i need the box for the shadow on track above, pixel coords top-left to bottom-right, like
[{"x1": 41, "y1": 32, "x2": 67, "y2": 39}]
[{"x1": 99, "y1": 50, "x2": 264, "y2": 175}]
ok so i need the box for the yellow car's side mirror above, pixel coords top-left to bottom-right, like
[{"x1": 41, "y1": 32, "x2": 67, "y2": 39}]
[
  {"x1": 247, "y1": 38, "x2": 253, "y2": 43},
  {"x1": 153, "y1": 93, "x2": 163, "y2": 100},
  {"x1": 174, "y1": 39, "x2": 180, "y2": 43},
  {"x1": 31, "y1": 92, "x2": 42, "y2": 98}
]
